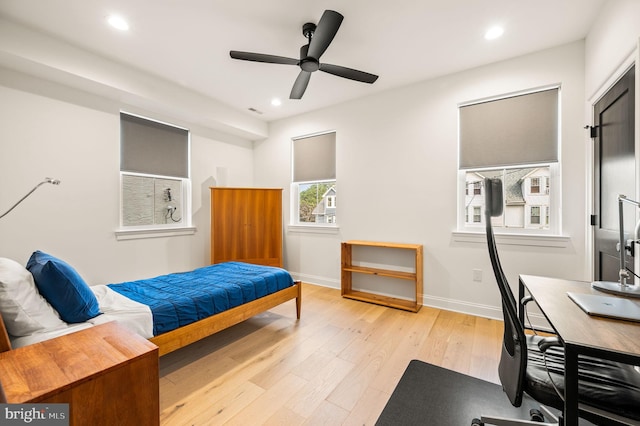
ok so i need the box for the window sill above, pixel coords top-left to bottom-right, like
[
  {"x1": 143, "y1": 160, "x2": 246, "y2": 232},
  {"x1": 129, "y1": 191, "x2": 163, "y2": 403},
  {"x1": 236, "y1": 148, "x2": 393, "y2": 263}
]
[
  {"x1": 287, "y1": 224, "x2": 340, "y2": 234},
  {"x1": 115, "y1": 226, "x2": 197, "y2": 241},
  {"x1": 451, "y1": 231, "x2": 570, "y2": 248}
]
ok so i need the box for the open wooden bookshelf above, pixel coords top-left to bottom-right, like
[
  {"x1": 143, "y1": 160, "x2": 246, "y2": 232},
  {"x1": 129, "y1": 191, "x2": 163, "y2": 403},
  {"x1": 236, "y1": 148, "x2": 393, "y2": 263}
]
[{"x1": 341, "y1": 240, "x2": 423, "y2": 312}]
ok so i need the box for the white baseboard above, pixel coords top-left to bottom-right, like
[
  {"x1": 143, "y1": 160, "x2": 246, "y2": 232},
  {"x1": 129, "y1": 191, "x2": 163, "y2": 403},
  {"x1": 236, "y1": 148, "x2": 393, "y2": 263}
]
[
  {"x1": 423, "y1": 295, "x2": 551, "y2": 330},
  {"x1": 290, "y1": 271, "x2": 340, "y2": 289},
  {"x1": 292, "y1": 272, "x2": 552, "y2": 330}
]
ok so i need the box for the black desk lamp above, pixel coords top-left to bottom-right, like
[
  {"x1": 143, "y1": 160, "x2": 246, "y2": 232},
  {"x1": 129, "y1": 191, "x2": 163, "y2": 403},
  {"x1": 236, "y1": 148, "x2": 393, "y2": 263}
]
[
  {"x1": 592, "y1": 194, "x2": 640, "y2": 297},
  {"x1": 0, "y1": 177, "x2": 61, "y2": 220}
]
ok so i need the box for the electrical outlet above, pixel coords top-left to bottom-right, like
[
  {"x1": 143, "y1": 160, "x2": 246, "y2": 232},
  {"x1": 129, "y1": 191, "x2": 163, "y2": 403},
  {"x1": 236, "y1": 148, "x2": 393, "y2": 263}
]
[{"x1": 473, "y1": 269, "x2": 482, "y2": 282}]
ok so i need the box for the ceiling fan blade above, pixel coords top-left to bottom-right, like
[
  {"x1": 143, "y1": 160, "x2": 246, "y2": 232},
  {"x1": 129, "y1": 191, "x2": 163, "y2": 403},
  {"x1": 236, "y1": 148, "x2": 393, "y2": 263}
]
[
  {"x1": 319, "y1": 63, "x2": 379, "y2": 84},
  {"x1": 307, "y1": 10, "x2": 343, "y2": 59},
  {"x1": 290, "y1": 71, "x2": 312, "y2": 99},
  {"x1": 230, "y1": 51, "x2": 298, "y2": 65}
]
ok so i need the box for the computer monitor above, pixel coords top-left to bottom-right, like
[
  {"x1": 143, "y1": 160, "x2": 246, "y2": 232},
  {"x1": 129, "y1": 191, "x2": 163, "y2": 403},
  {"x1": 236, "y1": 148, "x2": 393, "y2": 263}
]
[{"x1": 592, "y1": 194, "x2": 640, "y2": 298}]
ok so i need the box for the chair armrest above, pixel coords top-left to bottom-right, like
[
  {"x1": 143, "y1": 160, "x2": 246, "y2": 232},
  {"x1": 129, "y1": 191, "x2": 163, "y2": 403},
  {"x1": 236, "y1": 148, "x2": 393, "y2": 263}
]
[
  {"x1": 538, "y1": 336, "x2": 562, "y2": 352},
  {"x1": 521, "y1": 295, "x2": 534, "y2": 306}
]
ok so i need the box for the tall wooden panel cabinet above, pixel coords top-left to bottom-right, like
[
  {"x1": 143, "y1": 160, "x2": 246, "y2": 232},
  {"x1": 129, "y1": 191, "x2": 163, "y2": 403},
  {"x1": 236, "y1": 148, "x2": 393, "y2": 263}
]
[{"x1": 210, "y1": 187, "x2": 283, "y2": 267}]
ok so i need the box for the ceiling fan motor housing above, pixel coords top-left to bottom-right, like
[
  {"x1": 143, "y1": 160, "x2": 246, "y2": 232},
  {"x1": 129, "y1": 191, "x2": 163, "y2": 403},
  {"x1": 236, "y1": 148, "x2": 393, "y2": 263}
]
[{"x1": 299, "y1": 44, "x2": 319, "y2": 71}]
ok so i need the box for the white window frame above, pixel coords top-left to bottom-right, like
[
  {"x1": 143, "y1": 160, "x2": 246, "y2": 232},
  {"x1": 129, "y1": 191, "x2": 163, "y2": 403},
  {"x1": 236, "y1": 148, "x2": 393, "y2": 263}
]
[
  {"x1": 291, "y1": 180, "x2": 337, "y2": 227},
  {"x1": 289, "y1": 131, "x2": 338, "y2": 232},
  {"x1": 457, "y1": 85, "x2": 562, "y2": 239},
  {"x1": 116, "y1": 112, "x2": 195, "y2": 240}
]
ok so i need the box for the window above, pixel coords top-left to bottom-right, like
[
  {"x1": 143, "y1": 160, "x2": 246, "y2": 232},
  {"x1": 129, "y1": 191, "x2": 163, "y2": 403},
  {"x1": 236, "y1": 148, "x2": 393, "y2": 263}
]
[
  {"x1": 546, "y1": 206, "x2": 550, "y2": 225},
  {"x1": 473, "y1": 206, "x2": 481, "y2": 223},
  {"x1": 530, "y1": 177, "x2": 540, "y2": 194},
  {"x1": 458, "y1": 87, "x2": 560, "y2": 234},
  {"x1": 119, "y1": 112, "x2": 191, "y2": 230},
  {"x1": 531, "y1": 206, "x2": 541, "y2": 224},
  {"x1": 291, "y1": 132, "x2": 336, "y2": 226},
  {"x1": 465, "y1": 181, "x2": 482, "y2": 195}
]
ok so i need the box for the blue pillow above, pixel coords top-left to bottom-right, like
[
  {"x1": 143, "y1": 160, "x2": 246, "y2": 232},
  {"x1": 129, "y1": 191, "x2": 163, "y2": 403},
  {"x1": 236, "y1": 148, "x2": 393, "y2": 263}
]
[{"x1": 26, "y1": 251, "x2": 101, "y2": 323}]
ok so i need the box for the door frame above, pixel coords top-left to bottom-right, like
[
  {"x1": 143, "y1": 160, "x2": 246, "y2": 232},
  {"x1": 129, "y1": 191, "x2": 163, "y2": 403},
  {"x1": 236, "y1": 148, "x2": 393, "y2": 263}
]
[{"x1": 589, "y1": 40, "x2": 640, "y2": 282}]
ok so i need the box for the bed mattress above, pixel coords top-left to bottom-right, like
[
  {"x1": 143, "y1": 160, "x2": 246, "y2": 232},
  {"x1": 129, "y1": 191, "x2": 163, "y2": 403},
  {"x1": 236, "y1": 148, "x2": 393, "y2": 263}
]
[
  {"x1": 10, "y1": 284, "x2": 153, "y2": 348},
  {"x1": 107, "y1": 261, "x2": 294, "y2": 335}
]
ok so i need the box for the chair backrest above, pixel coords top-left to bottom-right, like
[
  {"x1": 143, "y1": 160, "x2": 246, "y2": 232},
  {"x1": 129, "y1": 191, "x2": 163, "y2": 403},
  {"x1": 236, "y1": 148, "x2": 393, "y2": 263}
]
[{"x1": 484, "y1": 177, "x2": 528, "y2": 407}]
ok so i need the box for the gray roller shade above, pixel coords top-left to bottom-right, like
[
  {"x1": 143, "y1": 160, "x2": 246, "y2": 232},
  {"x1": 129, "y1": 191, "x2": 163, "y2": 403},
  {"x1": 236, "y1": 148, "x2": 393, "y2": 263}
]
[
  {"x1": 459, "y1": 88, "x2": 559, "y2": 169},
  {"x1": 120, "y1": 113, "x2": 189, "y2": 178},
  {"x1": 293, "y1": 132, "x2": 336, "y2": 182}
]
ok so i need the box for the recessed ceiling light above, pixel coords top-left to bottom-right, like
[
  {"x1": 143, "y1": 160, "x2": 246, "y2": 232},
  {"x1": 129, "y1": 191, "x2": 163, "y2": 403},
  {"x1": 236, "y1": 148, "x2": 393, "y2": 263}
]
[
  {"x1": 271, "y1": 98, "x2": 282, "y2": 107},
  {"x1": 484, "y1": 26, "x2": 504, "y2": 40},
  {"x1": 107, "y1": 15, "x2": 129, "y2": 31}
]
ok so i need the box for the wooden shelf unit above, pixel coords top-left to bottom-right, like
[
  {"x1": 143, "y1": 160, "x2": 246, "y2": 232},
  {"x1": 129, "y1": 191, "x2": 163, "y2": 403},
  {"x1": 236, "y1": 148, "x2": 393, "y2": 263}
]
[{"x1": 341, "y1": 240, "x2": 423, "y2": 312}]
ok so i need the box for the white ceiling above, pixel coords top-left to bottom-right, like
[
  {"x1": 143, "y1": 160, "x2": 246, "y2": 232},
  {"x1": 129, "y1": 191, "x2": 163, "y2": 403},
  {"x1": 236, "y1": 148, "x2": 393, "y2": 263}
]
[{"x1": 0, "y1": 0, "x2": 607, "y2": 122}]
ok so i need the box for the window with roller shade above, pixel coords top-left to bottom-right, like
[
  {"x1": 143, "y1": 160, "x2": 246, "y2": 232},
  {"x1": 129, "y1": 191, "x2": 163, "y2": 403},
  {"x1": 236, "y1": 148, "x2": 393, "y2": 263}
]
[
  {"x1": 291, "y1": 131, "x2": 337, "y2": 225},
  {"x1": 120, "y1": 112, "x2": 191, "y2": 229},
  {"x1": 458, "y1": 87, "x2": 560, "y2": 234}
]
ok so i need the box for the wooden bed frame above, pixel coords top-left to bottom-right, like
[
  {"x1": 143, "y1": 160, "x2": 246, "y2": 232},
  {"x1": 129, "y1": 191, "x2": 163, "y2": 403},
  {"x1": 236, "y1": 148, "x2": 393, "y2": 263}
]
[
  {"x1": 0, "y1": 280, "x2": 302, "y2": 357},
  {"x1": 150, "y1": 280, "x2": 301, "y2": 356}
]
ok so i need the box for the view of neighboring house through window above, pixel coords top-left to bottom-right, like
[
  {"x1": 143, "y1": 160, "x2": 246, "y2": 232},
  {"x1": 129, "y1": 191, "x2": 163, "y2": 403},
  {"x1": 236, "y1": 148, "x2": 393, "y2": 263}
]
[
  {"x1": 464, "y1": 166, "x2": 552, "y2": 230},
  {"x1": 291, "y1": 131, "x2": 336, "y2": 225},
  {"x1": 120, "y1": 112, "x2": 191, "y2": 228},
  {"x1": 459, "y1": 86, "x2": 559, "y2": 234}
]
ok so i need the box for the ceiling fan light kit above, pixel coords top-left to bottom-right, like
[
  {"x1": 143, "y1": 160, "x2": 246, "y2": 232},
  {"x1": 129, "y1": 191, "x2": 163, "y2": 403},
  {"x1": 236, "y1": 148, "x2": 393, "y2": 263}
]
[{"x1": 230, "y1": 10, "x2": 378, "y2": 100}]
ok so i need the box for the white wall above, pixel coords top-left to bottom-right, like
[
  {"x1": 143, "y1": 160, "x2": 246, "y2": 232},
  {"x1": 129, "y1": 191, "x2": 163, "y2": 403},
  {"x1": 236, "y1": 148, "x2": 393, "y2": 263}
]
[
  {"x1": 585, "y1": 0, "x2": 640, "y2": 99},
  {"x1": 584, "y1": 0, "x2": 640, "y2": 280},
  {"x1": 0, "y1": 69, "x2": 254, "y2": 285},
  {"x1": 3, "y1": 0, "x2": 638, "y2": 321},
  {"x1": 255, "y1": 41, "x2": 588, "y2": 319}
]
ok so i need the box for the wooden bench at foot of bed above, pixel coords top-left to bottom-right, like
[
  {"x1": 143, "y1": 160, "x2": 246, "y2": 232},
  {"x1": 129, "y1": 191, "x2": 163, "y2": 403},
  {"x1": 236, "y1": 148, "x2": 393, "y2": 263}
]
[{"x1": 150, "y1": 280, "x2": 302, "y2": 356}]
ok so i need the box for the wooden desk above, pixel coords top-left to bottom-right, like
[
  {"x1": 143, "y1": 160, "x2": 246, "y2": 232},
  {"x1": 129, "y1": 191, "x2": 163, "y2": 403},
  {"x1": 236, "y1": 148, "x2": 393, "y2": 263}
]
[
  {"x1": 519, "y1": 275, "x2": 640, "y2": 426},
  {"x1": 0, "y1": 322, "x2": 159, "y2": 425}
]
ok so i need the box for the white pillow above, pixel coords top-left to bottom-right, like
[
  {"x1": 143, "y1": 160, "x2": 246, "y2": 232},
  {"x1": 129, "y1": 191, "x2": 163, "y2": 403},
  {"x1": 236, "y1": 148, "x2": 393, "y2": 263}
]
[{"x1": 0, "y1": 257, "x2": 66, "y2": 336}]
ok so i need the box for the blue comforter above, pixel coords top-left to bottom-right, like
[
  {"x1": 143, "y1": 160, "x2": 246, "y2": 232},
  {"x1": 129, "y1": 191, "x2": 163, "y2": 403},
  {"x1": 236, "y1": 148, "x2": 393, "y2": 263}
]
[{"x1": 107, "y1": 261, "x2": 294, "y2": 336}]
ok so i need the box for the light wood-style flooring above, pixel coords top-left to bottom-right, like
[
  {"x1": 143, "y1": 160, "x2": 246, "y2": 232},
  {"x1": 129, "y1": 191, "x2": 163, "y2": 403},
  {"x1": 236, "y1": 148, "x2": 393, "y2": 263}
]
[{"x1": 159, "y1": 283, "x2": 503, "y2": 425}]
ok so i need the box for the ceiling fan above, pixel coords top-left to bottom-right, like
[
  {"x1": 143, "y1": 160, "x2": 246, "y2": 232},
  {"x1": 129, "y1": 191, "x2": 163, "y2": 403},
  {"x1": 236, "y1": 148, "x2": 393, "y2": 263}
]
[{"x1": 230, "y1": 10, "x2": 379, "y2": 100}]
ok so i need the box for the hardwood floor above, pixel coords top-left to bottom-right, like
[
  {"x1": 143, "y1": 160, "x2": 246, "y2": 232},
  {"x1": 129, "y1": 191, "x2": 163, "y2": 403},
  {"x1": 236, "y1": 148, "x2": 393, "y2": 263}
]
[{"x1": 159, "y1": 283, "x2": 503, "y2": 425}]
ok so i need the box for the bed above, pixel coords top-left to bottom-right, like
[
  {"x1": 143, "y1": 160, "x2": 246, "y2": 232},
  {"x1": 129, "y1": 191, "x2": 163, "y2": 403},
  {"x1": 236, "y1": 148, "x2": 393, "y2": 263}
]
[{"x1": 0, "y1": 252, "x2": 301, "y2": 356}]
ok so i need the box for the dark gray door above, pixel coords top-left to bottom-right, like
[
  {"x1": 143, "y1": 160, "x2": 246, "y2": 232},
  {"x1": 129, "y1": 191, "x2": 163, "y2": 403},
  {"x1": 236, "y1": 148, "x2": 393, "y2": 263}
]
[{"x1": 594, "y1": 65, "x2": 635, "y2": 281}]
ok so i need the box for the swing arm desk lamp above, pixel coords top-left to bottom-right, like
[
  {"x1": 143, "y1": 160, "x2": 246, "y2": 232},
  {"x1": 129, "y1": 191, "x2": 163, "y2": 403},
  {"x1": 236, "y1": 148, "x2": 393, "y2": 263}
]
[{"x1": 0, "y1": 177, "x2": 61, "y2": 220}]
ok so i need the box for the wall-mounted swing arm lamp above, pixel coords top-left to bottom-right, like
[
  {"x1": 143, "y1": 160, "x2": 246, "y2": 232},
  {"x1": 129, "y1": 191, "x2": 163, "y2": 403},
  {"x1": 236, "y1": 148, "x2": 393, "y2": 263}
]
[
  {"x1": 0, "y1": 177, "x2": 61, "y2": 220},
  {"x1": 592, "y1": 194, "x2": 640, "y2": 298}
]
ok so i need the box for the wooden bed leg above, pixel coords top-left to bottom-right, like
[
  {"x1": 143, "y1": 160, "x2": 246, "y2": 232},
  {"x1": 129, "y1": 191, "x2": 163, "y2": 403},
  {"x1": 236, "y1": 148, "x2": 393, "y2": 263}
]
[{"x1": 295, "y1": 281, "x2": 302, "y2": 319}]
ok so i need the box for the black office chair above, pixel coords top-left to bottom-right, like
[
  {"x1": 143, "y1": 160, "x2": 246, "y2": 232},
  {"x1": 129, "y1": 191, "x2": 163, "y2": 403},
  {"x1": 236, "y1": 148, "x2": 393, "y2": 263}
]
[{"x1": 474, "y1": 177, "x2": 640, "y2": 426}]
